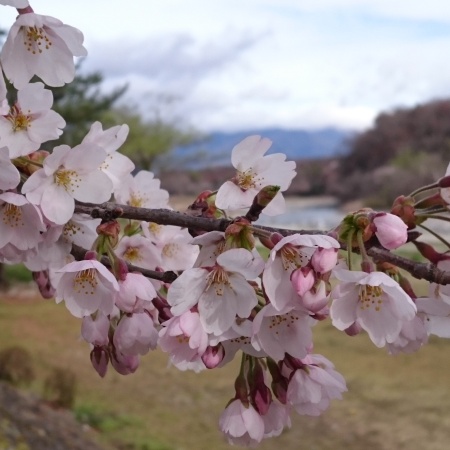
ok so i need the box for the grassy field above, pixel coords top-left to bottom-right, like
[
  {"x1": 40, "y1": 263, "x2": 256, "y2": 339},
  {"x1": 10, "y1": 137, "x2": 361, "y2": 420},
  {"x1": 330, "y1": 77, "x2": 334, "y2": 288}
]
[{"x1": 1, "y1": 285, "x2": 450, "y2": 450}]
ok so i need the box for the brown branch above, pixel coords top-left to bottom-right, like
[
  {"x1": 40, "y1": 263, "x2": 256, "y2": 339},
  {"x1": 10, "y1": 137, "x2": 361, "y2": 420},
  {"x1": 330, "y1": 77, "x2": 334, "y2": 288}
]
[
  {"x1": 74, "y1": 201, "x2": 323, "y2": 236},
  {"x1": 74, "y1": 201, "x2": 450, "y2": 285},
  {"x1": 368, "y1": 247, "x2": 450, "y2": 285},
  {"x1": 70, "y1": 244, "x2": 178, "y2": 283}
]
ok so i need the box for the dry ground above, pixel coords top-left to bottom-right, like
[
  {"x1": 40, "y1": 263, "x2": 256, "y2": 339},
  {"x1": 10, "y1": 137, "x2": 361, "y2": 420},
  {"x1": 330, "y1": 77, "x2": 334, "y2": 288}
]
[{"x1": 1, "y1": 286, "x2": 450, "y2": 450}]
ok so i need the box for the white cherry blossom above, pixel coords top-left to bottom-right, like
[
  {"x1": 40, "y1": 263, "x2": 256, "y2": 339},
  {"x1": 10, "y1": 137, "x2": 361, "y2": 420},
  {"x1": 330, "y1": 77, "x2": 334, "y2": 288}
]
[
  {"x1": 263, "y1": 234, "x2": 339, "y2": 311},
  {"x1": 330, "y1": 269, "x2": 417, "y2": 347},
  {"x1": 113, "y1": 312, "x2": 158, "y2": 356},
  {"x1": 142, "y1": 223, "x2": 199, "y2": 271},
  {"x1": 0, "y1": 146, "x2": 20, "y2": 190},
  {"x1": 215, "y1": 135, "x2": 296, "y2": 215},
  {"x1": 55, "y1": 259, "x2": 119, "y2": 318},
  {"x1": 284, "y1": 354, "x2": 347, "y2": 416},
  {"x1": 115, "y1": 272, "x2": 157, "y2": 313},
  {"x1": 115, "y1": 171, "x2": 169, "y2": 209},
  {"x1": 115, "y1": 235, "x2": 161, "y2": 270},
  {"x1": 158, "y1": 311, "x2": 208, "y2": 372},
  {"x1": 21, "y1": 143, "x2": 112, "y2": 224},
  {"x1": 219, "y1": 399, "x2": 265, "y2": 447},
  {"x1": 168, "y1": 248, "x2": 264, "y2": 335},
  {"x1": 252, "y1": 303, "x2": 313, "y2": 361},
  {"x1": 0, "y1": 191, "x2": 45, "y2": 250},
  {"x1": 0, "y1": 1, "x2": 29, "y2": 7},
  {"x1": 0, "y1": 82, "x2": 65, "y2": 157},
  {"x1": 81, "y1": 121, "x2": 135, "y2": 193},
  {"x1": 1, "y1": 12, "x2": 87, "y2": 88}
]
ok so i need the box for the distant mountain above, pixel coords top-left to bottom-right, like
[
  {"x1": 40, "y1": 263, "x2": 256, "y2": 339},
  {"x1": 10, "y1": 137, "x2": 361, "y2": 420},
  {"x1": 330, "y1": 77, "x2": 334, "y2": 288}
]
[{"x1": 172, "y1": 127, "x2": 353, "y2": 168}]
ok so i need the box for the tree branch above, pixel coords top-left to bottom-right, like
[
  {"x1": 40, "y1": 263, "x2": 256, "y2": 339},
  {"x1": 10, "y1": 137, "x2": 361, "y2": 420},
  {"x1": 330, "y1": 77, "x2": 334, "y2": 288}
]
[
  {"x1": 74, "y1": 201, "x2": 450, "y2": 285},
  {"x1": 70, "y1": 244, "x2": 178, "y2": 283}
]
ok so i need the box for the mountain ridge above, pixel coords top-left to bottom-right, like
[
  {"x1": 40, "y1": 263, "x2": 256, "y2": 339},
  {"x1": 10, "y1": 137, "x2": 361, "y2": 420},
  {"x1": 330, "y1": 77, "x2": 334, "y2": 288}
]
[{"x1": 173, "y1": 127, "x2": 353, "y2": 168}]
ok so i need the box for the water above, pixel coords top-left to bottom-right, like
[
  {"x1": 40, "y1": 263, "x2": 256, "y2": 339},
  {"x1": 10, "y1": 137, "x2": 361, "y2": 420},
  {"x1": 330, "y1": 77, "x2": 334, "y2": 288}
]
[{"x1": 256, "y1": 200, "x2": 345, "y2": 232}]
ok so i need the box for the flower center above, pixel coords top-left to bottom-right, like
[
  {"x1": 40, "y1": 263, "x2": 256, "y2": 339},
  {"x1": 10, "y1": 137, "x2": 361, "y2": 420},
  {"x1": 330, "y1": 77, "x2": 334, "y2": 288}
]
[
  {"x1": 123, "y1": 246, "x2": 141, "y2": 263},
  {"x1": 206, "y1": 267, "x2": 230, "y2": 296},
  {"x1": 280, "y1": 245, "x2": 309, "y2": 271},
  {"x1": 129, "y1": 193, "x2": 145, "y2": 207},
  {"x1": 24, "y1": 26, "x2": 52, "y2": 54},
  {"x1": 163, "y1": 243, "x2": 178, "y2": 258},
  {"x1": 148, "y1": 222, "x2": 162, "y2": 237},
  {"x1": 2, "y1": 203, "x2": 24, "y2": 227},
  {"x1": 54, "y1": 168, "x2": 80, "y2": 193},
  {"x1": 74, "y1": 269, "x2": 98, "y2": 295},
  {"x1": 63, "y1": 221, "x2": 82, "y2": 242},
  {"x1": 7, "y1": 105, "x2": 31, "y2": 132},
  {"x1": 268, "y1": 312, "x2": 300, "y2": 334},
  {"x1": 235, "y1": 168, "x2": 263, "y2": 191},
  {"x1": 358, "y1": 285, "x2": 384, "y2": 311}
]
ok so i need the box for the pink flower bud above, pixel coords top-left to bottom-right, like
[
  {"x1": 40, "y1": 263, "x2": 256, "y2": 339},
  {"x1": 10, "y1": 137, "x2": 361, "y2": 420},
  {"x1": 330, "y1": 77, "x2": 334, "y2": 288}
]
[
  {"x1": 110, "y1": 350, "x2": 139, "y2": 375},
  {"x1": 291, "y1": 267, "x2": 315, "y2": 297},
  {"x1": 201, "y1": 344, "x2": 225, "y2": 369},
  {"x1": 32, "y1": 270, "x2": 55, "y2": 299},
  {"x1": 90, "y1": 346, "x2": 109, "y2": 378},
  {"x1": 301, "y1": 280, "x2": 329, "y2": 313},
  {"x1": 113, "y1": 313, "x2": 158, "y2": 356},
  {"x1": 345, "y1": 322, "x2": 362, "y2": 336},
  {"x1": 372, "y1": 213, "x2": 408, "y2": 250},
  {"x1": 81, "y1": 313, "x2": 110, "y2": 346},
  {"x1": 311, "y1": 248, "x2": 338, "y2": 274}
]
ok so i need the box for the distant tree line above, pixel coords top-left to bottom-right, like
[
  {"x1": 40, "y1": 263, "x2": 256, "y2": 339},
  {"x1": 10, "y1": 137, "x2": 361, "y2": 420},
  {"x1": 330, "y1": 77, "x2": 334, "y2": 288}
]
[{"x1": 334, "y1": 99, "x2": 450, "y2": 206}]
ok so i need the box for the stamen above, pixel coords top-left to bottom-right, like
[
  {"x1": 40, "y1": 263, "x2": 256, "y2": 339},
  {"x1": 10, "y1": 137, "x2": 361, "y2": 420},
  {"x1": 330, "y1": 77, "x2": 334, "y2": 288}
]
[
  {"x1": 73, "y1": 269, "x2": 98, "y2": 295},
  {"x1": 358, "y1": 285, "x2": 384, "y2": 311}
]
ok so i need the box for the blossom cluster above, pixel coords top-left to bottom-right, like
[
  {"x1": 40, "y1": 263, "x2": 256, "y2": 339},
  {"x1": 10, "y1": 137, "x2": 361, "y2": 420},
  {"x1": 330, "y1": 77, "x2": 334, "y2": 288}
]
[{"x1": 2, "y1": 1, "x2": 450, "y2": 447}]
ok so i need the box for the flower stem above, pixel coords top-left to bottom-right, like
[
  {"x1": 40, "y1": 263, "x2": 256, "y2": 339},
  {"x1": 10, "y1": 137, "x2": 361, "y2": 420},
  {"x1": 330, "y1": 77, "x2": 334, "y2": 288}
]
[
  {"x1": 417, "y1": 223, "x2": 450, "y2": 250},
  {"x1": 409, "y1": 182, "x2": 439, "y2": 198}
]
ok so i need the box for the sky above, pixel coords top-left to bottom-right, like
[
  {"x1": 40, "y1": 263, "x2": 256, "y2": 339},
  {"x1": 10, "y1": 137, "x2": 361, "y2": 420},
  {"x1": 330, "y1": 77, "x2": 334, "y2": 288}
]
[{"x1": 2, "y1": 0, "x2": 450, "y2": 133}]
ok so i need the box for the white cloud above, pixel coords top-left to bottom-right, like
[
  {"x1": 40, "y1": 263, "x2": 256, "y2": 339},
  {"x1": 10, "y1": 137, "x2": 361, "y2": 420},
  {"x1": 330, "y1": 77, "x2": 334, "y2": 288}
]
[{"x1": 2, "y1": 0, "x2": 450, "y2": 132}]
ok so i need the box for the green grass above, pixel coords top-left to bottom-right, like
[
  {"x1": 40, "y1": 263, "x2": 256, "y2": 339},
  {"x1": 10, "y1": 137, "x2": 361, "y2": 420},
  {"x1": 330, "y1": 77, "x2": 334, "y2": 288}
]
[
  {"x1": 1, "y1": 288, "x2": 450, "y2": 450},
  {"x1": 3, "y1": 264, "x2": 33, "y2": 283}
]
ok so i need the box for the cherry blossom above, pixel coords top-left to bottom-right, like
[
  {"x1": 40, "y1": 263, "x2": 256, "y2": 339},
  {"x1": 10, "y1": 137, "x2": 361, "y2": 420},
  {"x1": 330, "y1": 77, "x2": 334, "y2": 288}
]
[
  {"x1": 0, "y1": 146, "x2": 20, "y2": 190},
  {"x1": 22, "y1": 142, "x2": 112, "y2": 224},
  {"x1": 427, "y1": 259, "x2": 450, "y2": 305},
  {"x1": 55, "y1": 259, "x2": 119, "y2": 318},
  {"x1": 330, "y1": 269, "x2": 417, "y2": 347},
  {"x1": 192, "y1": 231, "x2": 226, "y2": 267},
  {"x1": 0, "y1": 191, "x2": 45, "y2": 251},
  {"x1": 115, "y1": 235, "x2": 161, "y2": 270},
  {"x1": 0, "y1": 82, "x2": 65, "y2": 157},
  {"x1": 284, "y1": 354, "x2": 347, "y2": 416},
  {"x1": 115, "y1": 171, "x2": 169, "y2": 209},
  {"x1": 215, "y1": 135, "x2": 296, "y2": 215},
  {"x1": 219, "y1": 399, "x2": 265, "y2": 447},
  {"x1": 158, "y1": 311, "x2": 208, "y2": 372},
  {"x1": 262, "y1": 402, "x2": 291, "y2": 438},
  {"x1": 252, "y1": 303, "x2": 313, "y2": 361},
  {"x1": 168, "y1": 248, "x2": 264, "y2": 335},
  {"x1": 81, "y1": 121, "x2": 135, "y2": 193},
  {"x1": 386, "y1": 315, "x2": 428, "y2": 355},
  {"x1": 0, "y1": 1, "x2": 29, "y2": 6},
  {"x1": 416, "y1": 296, "x2": 450, "y2": 338},
  {"x1": 81, "y1": 312, "x2": 110, "y2": 347},
  {"x1": 372, "y1": 212, "x2": 408, "y2": 250},
  {"x1": 263, "y1": 234, "x2": 339, "y2": 311},
  {"x1": 113, "y1": 312, "x2": 158, "y2": 356},
  {"x1": 142, "y1": 223, "x2": 199, "y2": 270},
  {"x1": 115, "y1": 272, "x2": 157, "y2": 313},
  {"x1": 1, "y1": 12, "x2": 87, "y2": 88}
]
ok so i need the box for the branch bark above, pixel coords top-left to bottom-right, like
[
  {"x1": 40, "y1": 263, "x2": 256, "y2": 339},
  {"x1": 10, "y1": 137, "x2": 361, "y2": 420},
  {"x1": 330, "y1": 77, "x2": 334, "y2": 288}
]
[{"x1": 74, "y1": 201, "x2": 450, "y2": 285}]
